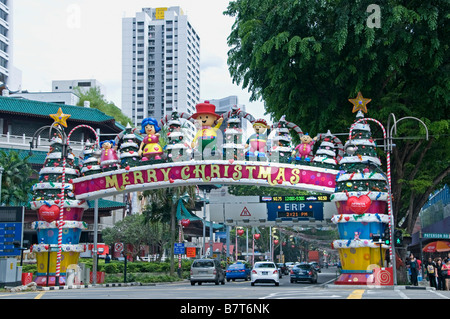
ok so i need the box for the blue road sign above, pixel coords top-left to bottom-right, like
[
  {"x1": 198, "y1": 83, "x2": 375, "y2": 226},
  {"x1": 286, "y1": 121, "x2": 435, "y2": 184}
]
[{"x1": 174, "y1": 243, "x2": 185, "y2": 254}]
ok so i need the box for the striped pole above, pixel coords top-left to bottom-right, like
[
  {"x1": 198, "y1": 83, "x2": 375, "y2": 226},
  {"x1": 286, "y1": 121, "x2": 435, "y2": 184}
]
[
  {"x1": 348, "y1": 118, "x2": 393, "y2": 265},
  {"x1": 55, "y1": 124, "x2": 98, "y2": 285}
]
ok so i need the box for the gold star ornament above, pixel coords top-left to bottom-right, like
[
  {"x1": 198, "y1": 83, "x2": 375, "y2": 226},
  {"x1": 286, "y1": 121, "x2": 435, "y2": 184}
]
[
  {"x1": 50, "y1": 107, "x2": 71, "y2": 127},
  {"x1": 349, "y1": 92, "x2": 371, "y2": 113}
]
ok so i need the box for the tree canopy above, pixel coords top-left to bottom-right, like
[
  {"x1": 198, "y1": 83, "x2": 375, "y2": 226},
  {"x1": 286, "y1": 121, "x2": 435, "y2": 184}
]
[
  {"x1": 0, "y1": 150, "x2": 36, "y2": 206},
  {"x1": 75, "y1": 87, "x2": 132, "y2": 126},
  {"x1": 224, "y1": 0, "x2": 449, "y2": 234}
]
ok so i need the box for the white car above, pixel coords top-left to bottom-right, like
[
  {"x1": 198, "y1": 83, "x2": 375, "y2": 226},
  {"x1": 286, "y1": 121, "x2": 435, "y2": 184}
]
[{"x1": 251, "y1": 261, "x2": 280, "y2": 286}]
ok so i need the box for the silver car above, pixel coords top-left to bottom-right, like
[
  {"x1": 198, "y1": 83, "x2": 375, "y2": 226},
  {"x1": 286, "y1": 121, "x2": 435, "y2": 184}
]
[{"x1": 190, "y1": 259, "x2": 225, "y2": 285}]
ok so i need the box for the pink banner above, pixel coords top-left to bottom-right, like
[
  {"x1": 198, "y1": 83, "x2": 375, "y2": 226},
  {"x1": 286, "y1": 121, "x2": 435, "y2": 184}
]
[{"x1": 73, "y1": 162, "x2": 338, "y2": 198}]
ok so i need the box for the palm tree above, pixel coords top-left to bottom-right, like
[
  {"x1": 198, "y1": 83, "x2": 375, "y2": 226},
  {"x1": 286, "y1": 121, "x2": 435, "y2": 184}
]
[
  {"x1": 0, "y1": 150, "x2": 37, "y2": 206},
  {"x1": 140, "y1": 185, "x2": 196, "y2": 276}
]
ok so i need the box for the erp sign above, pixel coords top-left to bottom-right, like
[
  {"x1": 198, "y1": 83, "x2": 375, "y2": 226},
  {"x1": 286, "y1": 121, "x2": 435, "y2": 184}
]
[{"x1": 267, "y1": 202, "x2": 323, "y2": 221}]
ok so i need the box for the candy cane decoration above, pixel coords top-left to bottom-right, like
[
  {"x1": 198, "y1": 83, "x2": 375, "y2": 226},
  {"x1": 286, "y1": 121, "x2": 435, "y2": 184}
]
[
  {"x1": 54, "y1": 124, "x2": 98, "y2": 284},
  {"x1": 221, "y1": 105, "x2": 256, "y2": 124},
  {"x1": 348, "y1": 118, "x2": 393, "y2": 264},
  {"x1": 271, "y1": 115, "x2": 305, "y2": 140}
]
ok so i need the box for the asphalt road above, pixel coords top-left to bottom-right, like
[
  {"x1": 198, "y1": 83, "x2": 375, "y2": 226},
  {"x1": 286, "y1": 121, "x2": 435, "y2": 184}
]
[{"x1": 1, "y1": 267, "x2": 449, "y2": 302}]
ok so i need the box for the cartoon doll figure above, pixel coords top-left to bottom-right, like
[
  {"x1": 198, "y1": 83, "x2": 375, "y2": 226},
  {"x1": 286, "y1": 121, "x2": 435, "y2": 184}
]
[
  {"x1": 245, "y1": 119, "x2": 269, "y2": 159},
  {"x1": 190, "y1": 101, "x2": 223, "y2": 157},
  {"x1": 292, "y1": 133, "x2": 318, "y2": 162},
  {"x1": 138, "y1": 117, "x2": 163, "y2": 161},
  {"x1": 100, "y1": 140, "x2": 119, "y2": 169}
]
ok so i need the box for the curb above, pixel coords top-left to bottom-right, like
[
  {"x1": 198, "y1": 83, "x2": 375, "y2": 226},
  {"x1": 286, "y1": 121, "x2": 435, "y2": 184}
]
[
  {"x1": 35, "y1": 280, "x2": 189, "y2": 291},
  {"x1": 37, "y1": 282, "x2": 143, "y2": 291}
]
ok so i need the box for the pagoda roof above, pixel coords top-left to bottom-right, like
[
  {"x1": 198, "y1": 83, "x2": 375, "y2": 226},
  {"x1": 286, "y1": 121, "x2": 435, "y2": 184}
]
[{"x1": 0, "y1": 96, "x2": 119, "y2": 126}]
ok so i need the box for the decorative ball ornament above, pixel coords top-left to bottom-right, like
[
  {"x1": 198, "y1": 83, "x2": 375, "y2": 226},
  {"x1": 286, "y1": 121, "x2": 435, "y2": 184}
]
[
  {"x1": 345, "y1": 143, "x2": 358, "y2": 155},
  {"x1": 180, "y1": 219, "x2": 190, "y2": 227}
]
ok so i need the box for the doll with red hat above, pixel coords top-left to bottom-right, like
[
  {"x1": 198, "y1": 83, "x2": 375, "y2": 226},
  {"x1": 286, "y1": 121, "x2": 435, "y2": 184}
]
[
  {"x1": 190, "y1": 101, "x2": 223, "y2": 156},
  {"x1": 245, "y1": 118, "x2": 269, "y2": 160}
]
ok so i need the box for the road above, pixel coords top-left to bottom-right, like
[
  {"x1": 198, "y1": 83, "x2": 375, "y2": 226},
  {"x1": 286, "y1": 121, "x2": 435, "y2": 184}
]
[{"x1": 1, "y1": 267, "x2": 449, "y2": 301}]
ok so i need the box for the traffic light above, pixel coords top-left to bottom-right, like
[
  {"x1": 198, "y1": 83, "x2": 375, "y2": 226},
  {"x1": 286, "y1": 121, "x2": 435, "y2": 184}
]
[
  {"x1": 394, "y1": 229, "x2": 403, "y2": 247},
  {"x1": 382, "y1": 227, "x2": 390, "y2": 245},
  {"x1": 371, "y1": 234, "x2": 381, "y2": 242}
]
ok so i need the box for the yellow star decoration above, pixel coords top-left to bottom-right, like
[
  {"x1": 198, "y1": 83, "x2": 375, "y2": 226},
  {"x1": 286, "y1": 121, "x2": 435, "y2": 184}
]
[
  {"x1": 50, "y1": 107, "x2": 71, "y2": 127},
  {"x1": 349, "y1": 92, "x2": 371, "y2": 113}
]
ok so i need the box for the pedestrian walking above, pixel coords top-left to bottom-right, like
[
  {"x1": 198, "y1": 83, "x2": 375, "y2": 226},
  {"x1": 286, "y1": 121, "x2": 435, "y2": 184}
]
[
  {"x1": 425, "y1": 257, "x2": 437, "y2": 288},
  {"x1": 436, "y1": 258, "x2": 445, "y2": 290},
  {"x1": 407, "y1": 253, "x2": 419, "y2": 286},
  {"x1": 442, "y1": 258, "x2": 450, "y2": 291}
]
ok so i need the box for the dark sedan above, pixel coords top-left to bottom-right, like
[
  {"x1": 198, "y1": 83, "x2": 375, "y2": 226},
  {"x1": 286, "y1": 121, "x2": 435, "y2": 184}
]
[{"x1": 290, "y1": 263, "x2": 318, "y2": 284}]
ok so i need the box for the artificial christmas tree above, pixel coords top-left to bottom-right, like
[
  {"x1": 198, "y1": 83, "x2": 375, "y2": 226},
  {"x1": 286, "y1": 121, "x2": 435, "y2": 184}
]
[
  {"x1": 165, "y1": 112, "x2": 190, "y2": 162},
  {"x1": 119, "y1": 124, "x2": 141, "y2": 168},
  {"x1": 311, "y1": 130, "x2": 338, "y2": 170},
  {"x1": 223, "y1": 106, "x2": 245, "y2": 161},
  {"x1": 80, "y1": 139, "x2": 102, "y2": 177},
  {"x1": 269, "y1": 116, "x2": 292, "y2": 163},
  {"x1": 331, "y1": 93, "x2": 391, "y2": 286},
  {"x1": 30, "y1": 125, "x2": 87, "y2": 286}
]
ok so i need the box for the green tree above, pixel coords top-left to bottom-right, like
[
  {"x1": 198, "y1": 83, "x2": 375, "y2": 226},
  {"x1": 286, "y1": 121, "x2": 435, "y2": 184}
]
[
  {"x1": 75, "y1": 87, "x2": 132, "y2": 126},
  {"x1": 0, "y1": 150, "x2": 36, "y2": 206},
  {"x1": 225, "y1": 0, "x2": 449, "y2": 281},
  {"x1": 102, "y1": 214, "x2": 152, "y2": 261}
]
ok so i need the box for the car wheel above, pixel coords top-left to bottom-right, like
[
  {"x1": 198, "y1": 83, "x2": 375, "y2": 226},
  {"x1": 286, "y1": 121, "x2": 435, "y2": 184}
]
[
  {"x1": 251, "y1": 282, "x2": 255, "y2": 286},
  {"x1": 227, "y1": 278, "x2": 230, "y2": 282},
  {"x1": 190, "y1": 281, "x2": 195, "y2": 286},
  {"x1": 290, "y1": 279, "x2": 294, "y2": 283},
  {"x1": 198, "y1": 282, "x2": 202, "y2": 285},
  {"x1": 275, "y1": 282, "x2": 279, "y2": 286}
]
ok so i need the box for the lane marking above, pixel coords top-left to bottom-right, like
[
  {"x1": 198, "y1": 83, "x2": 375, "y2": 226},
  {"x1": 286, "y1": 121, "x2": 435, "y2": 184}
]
[
  {"x1": 34, "y1": 291, "x2": 46, "y2": 299},
  {"x1": 347, "y1": 289, "x2": 365, "y2": 299}
]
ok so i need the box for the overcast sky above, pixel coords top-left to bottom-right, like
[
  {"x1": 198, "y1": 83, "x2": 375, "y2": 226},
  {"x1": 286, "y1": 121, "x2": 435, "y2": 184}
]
[{"x1": 12, "y1": 0, "x2": 270, "y2": 123}]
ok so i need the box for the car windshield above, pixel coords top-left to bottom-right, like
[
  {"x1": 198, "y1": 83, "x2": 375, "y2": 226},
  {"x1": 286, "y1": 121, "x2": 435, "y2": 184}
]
[
  {"x1": 228, "y1": 264, "x2": 244, "y2": 269},
  {"x1": 255, "y1": 263, "x2": 275, "y2": 268},
  {"x1": 193, "y1": 260, "x2": 214, "y2": 267},
  {"x1": 295, "y1": 265, "x2": 311, "y2": 270}
]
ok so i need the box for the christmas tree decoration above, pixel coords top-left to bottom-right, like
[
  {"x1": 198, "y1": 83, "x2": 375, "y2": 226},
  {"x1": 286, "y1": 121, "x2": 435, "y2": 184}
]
[
  {"x1": 29, "y1": 118, "x2": 91, "y2": 286},
  {"x1": 331, "y1": 94, "x2": 391, "y2": 286},
  {"x1": 311, "y1": 130, "x2": 343, "y2": 170},
  {"x1": 118, "y1": 124, "x2": 141, "y2": 168},
  {"x1": 223, "y1": 106, "x2": 245, "y2": 161},
  {"x1": 269, "y1": 116, "x2": 293, "y2": 164},
  {"x1": 80, "y1": 140, "x2": 102, "y2": 176},
  {"x1": 164, "y1": 112, "x2": 190, "y2": 162}
]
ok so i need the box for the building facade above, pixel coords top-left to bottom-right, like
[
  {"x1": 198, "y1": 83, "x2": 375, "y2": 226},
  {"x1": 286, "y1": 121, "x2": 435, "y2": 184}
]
[
  {"x1": 0, "y1": 0, "x2": 21, "y2": 91},
  {"x1": 122, "y1": 6, "x2": 200, "y2": 134}
]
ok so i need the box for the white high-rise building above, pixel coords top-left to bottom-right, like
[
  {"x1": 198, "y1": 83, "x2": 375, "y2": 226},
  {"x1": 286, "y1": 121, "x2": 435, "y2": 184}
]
[
  {"x1": 122, "y1": 6, "x2": 200, "y2": 132},
  {"x1": 0, "y1": 0, "x2": 21, "y2": 92}
]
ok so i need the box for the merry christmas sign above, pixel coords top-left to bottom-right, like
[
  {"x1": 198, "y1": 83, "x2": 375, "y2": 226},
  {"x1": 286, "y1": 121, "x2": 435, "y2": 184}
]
[{"x1": 72, "y1": 160, "x2": 338, "y2": 200}]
